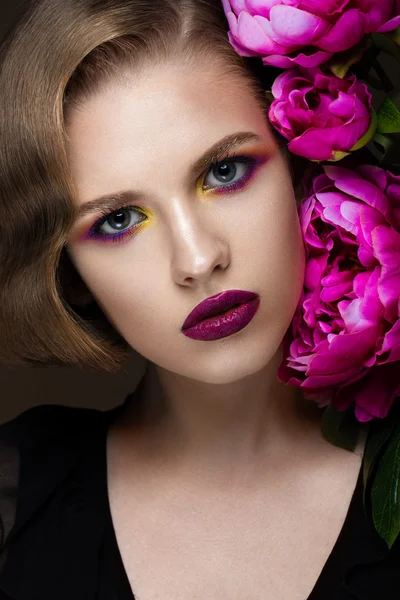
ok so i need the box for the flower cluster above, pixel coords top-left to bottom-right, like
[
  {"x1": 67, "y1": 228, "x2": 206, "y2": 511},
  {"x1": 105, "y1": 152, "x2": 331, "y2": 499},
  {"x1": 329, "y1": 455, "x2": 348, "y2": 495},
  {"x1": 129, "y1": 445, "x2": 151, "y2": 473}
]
[
  {"x1": 223, "y1": 0, "x2": 400, "y2": 424},
  {"x1": 277, "y1": 164, "x2": 400, "y2": 422},
  {"x1": 222, "y1": 0, "x2": 400, "y2": 162},
  {"x1": 222, "y1": 0, "x2": 400, "y2": 68},
  {"x1": 268, "y1": 67, "x2": 375, "y2": 161}
]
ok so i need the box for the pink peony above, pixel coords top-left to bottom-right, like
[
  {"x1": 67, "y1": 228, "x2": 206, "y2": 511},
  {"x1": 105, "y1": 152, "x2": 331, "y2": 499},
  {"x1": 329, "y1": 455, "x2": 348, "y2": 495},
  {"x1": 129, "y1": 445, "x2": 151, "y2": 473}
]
[
  {"x1": 278, "y1": 164, "x2": 400, "y2": 422},
  {"x1": 379, "y1": 0, "x2": 400, "y2": 33},
  {"x1": 221, "y1": 0, "x2": 400, "y2": 68},
  {"x1": 268, "y1": 67, "x2": 376, "y2": 161}
]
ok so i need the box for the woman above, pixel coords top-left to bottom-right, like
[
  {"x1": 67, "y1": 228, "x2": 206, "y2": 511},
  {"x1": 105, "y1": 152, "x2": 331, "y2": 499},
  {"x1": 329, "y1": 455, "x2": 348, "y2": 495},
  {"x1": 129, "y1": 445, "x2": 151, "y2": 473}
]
[{"x1": 0, "y1": 0, "x2": 398, "y2": 598}]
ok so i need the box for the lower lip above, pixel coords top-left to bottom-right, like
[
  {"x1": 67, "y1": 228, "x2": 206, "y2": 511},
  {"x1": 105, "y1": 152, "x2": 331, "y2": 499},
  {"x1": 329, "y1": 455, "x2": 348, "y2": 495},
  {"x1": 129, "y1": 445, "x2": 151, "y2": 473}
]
[{"x1": 181, "y1": 297, "x2": 260, "y2": 341}]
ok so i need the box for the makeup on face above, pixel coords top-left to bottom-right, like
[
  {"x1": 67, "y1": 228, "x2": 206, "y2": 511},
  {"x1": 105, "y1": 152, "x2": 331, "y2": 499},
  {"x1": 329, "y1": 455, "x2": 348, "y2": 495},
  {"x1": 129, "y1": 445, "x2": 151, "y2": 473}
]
[
  {"x1": 181, "y1": 289, "x2": 260, "y2": 341},
  {"x1": 65, "y1": 59, "x2": 303, "y2": 383},
  {"x1": 69, "y1": 140, "x2": 268, "y2": 343},
  {"x1": 72, "y1": 137, "x2": 270, "y2": 245}
]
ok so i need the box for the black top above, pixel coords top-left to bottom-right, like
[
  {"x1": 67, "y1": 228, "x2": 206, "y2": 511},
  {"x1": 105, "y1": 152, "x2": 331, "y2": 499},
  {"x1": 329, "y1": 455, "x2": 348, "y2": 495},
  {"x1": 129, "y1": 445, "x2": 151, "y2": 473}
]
[{"x1": 0, "y1": 391, "x2": 398, "y2": 600}]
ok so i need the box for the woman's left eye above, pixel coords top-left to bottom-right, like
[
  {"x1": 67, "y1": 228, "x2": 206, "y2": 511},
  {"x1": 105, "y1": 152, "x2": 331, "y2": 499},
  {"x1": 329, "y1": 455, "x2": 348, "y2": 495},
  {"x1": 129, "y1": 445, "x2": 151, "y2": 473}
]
[
  {"x1": 202, "y1": 157, "x2": 257, "y2": 192},
  {"x1": 82, "y1": 156, "x2": 260, "y2": 245}
]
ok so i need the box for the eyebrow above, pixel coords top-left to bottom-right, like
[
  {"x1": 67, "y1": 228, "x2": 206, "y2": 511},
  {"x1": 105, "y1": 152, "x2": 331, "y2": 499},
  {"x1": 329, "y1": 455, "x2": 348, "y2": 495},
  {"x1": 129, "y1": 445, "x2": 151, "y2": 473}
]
[{"x1": 76, "y1": 131, "x2": 262, "y2": 220}]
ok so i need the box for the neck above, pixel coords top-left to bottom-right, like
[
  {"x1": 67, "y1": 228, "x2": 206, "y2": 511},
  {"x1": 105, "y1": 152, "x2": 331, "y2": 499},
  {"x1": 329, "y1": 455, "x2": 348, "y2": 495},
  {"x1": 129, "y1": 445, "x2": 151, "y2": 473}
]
[{"x1": 123, "y1": 349, "x2": 323, "y2": 477}]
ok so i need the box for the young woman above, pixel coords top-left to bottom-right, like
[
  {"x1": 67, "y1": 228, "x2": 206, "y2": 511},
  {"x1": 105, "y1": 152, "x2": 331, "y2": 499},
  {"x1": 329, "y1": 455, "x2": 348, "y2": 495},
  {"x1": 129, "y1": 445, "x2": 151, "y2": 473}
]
[{"x1": 0, "y1": 1, "x2": 398, "y2": 599}]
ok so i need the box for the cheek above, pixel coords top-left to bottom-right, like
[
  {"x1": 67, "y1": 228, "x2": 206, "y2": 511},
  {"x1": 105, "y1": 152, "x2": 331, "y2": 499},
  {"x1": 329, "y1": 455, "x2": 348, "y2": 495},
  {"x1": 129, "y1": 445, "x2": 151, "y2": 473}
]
[
  {"x1": 70, "y1": 245, "x2": 185, "y2": 361},
  {"x1": 234, "y1": 167, "x2": 305, "y2": 298},
  {"x1": 85, "y1": 267, "x2": 165, "y2": 332},
  {"x1": 239, "y1": 193, "x2": 305, "y2": 359}
]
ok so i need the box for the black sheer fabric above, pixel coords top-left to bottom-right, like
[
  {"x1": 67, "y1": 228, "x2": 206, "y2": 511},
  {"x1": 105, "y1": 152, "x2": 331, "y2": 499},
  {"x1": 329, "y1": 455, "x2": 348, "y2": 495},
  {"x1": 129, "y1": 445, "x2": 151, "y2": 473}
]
[
  {"x1": 0, "y1": 420, "x2": 19, "y2": 573},
  {"x1": 0, "y1": 392, "x2": 398, "y2": 600}
]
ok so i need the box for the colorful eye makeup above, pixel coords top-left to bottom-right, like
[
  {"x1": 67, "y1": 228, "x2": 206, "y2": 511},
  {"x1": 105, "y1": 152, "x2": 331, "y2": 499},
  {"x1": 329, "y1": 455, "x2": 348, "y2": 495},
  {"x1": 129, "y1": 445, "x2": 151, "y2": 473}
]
[
  {"x1": 82, "y1": 206, "x2": 149, "y2": 244},
  {"x1": 198, "y1": 155, "x2": 260, "y2": 196},
  {"x1": 81, "y1": 151, "x2": 265, "y2": 245}
]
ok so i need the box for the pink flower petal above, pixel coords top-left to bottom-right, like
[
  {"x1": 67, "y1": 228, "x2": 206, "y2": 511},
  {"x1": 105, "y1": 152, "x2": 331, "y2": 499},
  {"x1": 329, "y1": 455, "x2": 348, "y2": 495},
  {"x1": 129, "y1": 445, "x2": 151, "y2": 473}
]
[
  {"x1": 321, "y1": 280, "x2": 353, "y2": 302},
  {"x1": 378, "y1": 15, "x2": 400, "y2": 32},
  {"x1": 372, "y1": 224, "x2": 400, "y2": 268},
  {"x1": 329, "y1": 91, "x2": 356, "y2": 120},
  {"x1": 351, "y1": 364, "x2": 400, "y2": 420},
  {"x1": 381, "y1": 320, "x2": 400, "y2": 363},
  {"x1": 253, "y1": 15, "x2": 298, "y2": 52},
  {"x1": 359, "y1": 204, "x2": 386, "y2": 247},
  {"x1": 268, "y1": 5, "x2": 330, "y2": 46},
  {"x1": 263, "y1": 50, "x2": 333, "y2": 68},
  {"x1": 304, "y1": 366, "x2": 365, "y2": 388},
  {"x1": 363, "y1": 0, "x2": 394, "y2": 31},
  {"x1": 322, "y1": 203, "x2": 358, "y2": 233},
  {"x1": 230, "y1": 0, "x2": 248, "y2": 12},
  {"x1": 324, "y1": 166, "x2": 391, "y2": 216},
  {"x1": 271, "y1": 69, "x2": 298, "y2": 99},
  {"x1": 316, "y1": 9, "x2": 366, "y2": 52},
  {"x1": 236, "y1": 11, "x2": 283, "y2": 53},
  {"x1": 280, "y1": 162, "x2": 400, "y2": 422},
  {"x1": 372, "y1": 225, "x2": 400, "y2": 322},
  {"x1": 227, "y1": 31, "x2": 260, "y2": 57},
  {"x1": 353, "y1": 271, "x2": 371, "y2": 298},
  {"x1": 358, "y1": 246, "x2": 377, "y2": 268},
  {"x1": 245, "y1": 0, "x2": 282, "y2": 19},
  {"x1": 307, "y1": 326, "x2": 378, "y2": 376},
  {"x1": 289, "y1": 129, "x2": 336, "y2": 160}
]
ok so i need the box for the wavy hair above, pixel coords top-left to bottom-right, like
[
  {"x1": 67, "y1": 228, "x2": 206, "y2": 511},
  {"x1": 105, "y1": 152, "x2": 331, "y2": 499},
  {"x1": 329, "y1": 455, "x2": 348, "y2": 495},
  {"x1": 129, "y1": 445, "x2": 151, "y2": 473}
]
[{"x1": 0, "y1": 0, "x2": 280, "y2": 373}]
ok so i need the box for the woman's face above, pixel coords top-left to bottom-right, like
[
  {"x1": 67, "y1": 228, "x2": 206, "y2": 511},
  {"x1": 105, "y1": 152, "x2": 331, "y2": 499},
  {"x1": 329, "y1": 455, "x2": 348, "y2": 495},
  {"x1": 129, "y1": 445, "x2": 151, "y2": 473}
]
[{"x1": 65, "y1": 58, "x2": 305, "y2": 384}]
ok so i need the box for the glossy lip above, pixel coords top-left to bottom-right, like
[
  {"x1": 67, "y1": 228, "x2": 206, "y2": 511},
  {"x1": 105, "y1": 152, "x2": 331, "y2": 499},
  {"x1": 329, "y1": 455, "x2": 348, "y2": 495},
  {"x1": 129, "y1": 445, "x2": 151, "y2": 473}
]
[{"x1": 181, "y1": 288, "x2": 258, "y2": 329}]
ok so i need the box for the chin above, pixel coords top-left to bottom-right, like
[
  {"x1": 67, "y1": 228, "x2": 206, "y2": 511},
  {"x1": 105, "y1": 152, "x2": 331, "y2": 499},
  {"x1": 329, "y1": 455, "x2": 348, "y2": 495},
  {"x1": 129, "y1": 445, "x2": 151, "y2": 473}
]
[{"x1": 175, "y1": 342, "x2": 280, "y2": 385}]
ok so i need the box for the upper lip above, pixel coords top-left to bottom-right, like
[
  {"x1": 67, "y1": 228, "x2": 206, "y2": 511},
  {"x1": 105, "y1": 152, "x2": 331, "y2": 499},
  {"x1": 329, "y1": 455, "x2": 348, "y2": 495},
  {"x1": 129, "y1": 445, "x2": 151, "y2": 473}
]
[{"x1": 182, "y1": 289, "x2": 258, "y2": 330}]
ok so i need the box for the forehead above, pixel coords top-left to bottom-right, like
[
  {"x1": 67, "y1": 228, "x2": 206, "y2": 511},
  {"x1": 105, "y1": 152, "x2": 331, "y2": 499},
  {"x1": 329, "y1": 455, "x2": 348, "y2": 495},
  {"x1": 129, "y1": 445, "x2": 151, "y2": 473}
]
[{"x1": 65, "y1": 60, "x2": 269, "y2": 199}]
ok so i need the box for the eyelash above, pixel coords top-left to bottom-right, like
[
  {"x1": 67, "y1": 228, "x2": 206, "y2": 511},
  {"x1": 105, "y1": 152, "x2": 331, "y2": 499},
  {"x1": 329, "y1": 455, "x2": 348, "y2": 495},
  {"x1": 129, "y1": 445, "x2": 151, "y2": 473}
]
[{"x1": 86, "y1": 154, "x2": 259, "y2": 244}]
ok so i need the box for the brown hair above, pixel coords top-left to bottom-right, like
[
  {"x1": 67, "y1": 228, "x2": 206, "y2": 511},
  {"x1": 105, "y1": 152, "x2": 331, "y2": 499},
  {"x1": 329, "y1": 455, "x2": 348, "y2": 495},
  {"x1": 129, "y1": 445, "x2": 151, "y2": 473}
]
[{"x1": 0, "y1": 0, "x2": 283, "y2": 374}]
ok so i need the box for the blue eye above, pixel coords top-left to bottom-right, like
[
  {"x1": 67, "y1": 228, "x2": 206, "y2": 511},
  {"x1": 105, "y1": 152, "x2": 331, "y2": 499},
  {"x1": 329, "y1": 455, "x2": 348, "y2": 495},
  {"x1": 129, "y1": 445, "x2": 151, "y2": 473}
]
[
  {"x1": 84, "y1": 155, "x2": 261, "y2": 244},
  {"x1": 87, "y1": 207, "x2": 147, "y2": 244},
  {"x1": 202, "y1": 157, "x2": 258, "y2": 193}
]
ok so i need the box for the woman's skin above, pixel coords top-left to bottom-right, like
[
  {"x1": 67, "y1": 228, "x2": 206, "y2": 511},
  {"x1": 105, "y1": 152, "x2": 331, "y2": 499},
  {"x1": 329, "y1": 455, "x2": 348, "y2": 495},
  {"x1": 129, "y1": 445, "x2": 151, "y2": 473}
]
[
  {"x1": 65, "y1": 58, "x2": 365, "y2": 598},
  {"x1": 65, "y1": 58, "x2": 308, "y2": 458}
]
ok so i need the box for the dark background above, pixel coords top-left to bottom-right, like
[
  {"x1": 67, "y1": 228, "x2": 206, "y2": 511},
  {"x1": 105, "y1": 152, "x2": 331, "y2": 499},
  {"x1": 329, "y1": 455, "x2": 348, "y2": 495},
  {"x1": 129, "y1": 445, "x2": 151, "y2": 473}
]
[{"x1": 0, "y1": 0, "x2": 26, "y2": 41}]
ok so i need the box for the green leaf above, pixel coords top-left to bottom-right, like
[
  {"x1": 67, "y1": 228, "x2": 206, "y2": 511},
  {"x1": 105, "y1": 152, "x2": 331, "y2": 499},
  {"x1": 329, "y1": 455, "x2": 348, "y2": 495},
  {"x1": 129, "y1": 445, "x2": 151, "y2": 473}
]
[
  {"x1": 371, "y1": 131, "x2": 400, "y2": 173},
  {"x1": 371, "y1": 422, "x2": 400, "y2": 548},
  {"x1": 390, "y1": 92, "x2": 400, "y2": 112},
  {"x1": 385, "y1": 26, "x2": 400, "y2": 47},
  {"x1": 363, "y1": 415, "x2": 398, "y2": 505},
  {"x1": 327, "y1": 111, "x2": 378, "y2": 162},
  {"x1": 377, "y1": 96, "x2": 400, "y2": 134},
  {"x1": 329, "y1": 150, "x2": 350, "y2": 162},
  {"x1": 329, "y1": 37, "x2": 372, "y2": 78},
  {"x1": 351, "y1": 110, "x2": 378, "y2": 151},
  {"x1": 371, "y1": 32, "x2": 400, "y2": 63},
  {"x1": 321, "y1": 405, "x2": 361, "y2": 452},
  {"x1": 373, "y1": 131, "x2": 393, "y2": 151},
  {"x1": 391, "y1": 26, "x2": 400, "y2": 46}
]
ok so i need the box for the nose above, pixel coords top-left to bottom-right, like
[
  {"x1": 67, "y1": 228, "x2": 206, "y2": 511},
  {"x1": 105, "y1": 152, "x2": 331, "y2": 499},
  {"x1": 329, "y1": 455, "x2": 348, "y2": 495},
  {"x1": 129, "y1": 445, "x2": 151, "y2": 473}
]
[{"x1": 169, "y1": 203, "x2": 231, "y2": 288}]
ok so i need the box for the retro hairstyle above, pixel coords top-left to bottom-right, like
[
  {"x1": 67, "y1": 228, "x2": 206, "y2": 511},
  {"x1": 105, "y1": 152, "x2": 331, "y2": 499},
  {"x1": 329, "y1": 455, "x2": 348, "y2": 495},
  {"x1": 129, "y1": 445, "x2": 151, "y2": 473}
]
[{"x1": 0, "y1": 0, "x2": 280, "y2": 373}]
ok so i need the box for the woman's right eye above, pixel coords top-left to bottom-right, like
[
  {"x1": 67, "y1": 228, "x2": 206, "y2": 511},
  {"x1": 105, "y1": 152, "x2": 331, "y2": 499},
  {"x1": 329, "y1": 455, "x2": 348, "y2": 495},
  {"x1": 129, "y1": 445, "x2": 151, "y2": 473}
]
[
  {"x1": 86, "y1": 154, "x2": 260, "y2": 245},
  {"x1": 88, "y1": 206, "x2": 147, "y2": 244}
]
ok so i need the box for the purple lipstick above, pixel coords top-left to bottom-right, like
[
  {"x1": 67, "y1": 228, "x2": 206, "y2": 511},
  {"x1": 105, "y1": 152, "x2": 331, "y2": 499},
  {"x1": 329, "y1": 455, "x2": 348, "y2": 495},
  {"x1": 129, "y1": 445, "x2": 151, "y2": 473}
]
[{"x1": 181, "y1": 289, "x2": 260, "y2": 341}]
